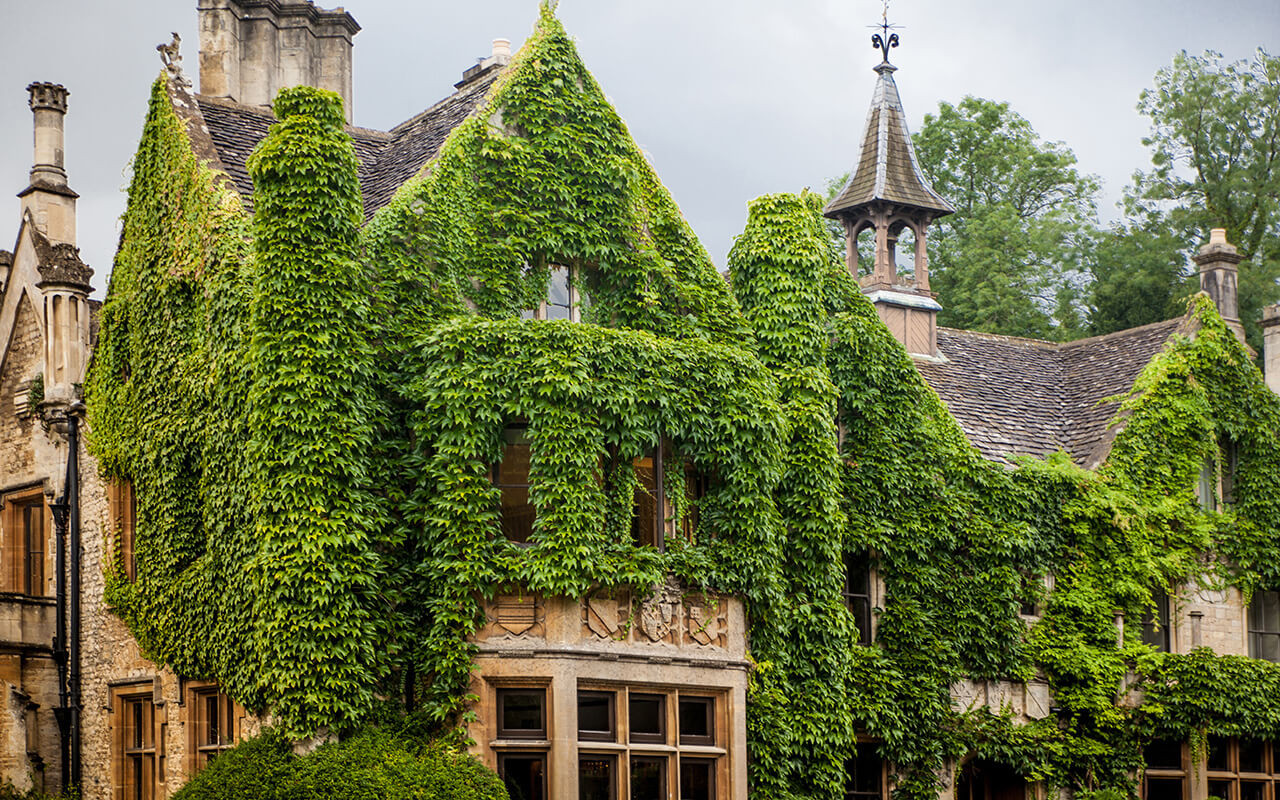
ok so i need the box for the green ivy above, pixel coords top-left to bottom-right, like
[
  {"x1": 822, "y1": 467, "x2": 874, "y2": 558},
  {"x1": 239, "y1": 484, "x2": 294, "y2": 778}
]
[{"x1": 85, "y1": 2, "x2": 1280, "y2": 796}]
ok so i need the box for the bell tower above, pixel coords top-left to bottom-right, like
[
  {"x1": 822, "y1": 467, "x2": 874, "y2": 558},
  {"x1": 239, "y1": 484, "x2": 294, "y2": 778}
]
[{"x1": 824, "y1": 21, "x2": 953, "y2": 358}]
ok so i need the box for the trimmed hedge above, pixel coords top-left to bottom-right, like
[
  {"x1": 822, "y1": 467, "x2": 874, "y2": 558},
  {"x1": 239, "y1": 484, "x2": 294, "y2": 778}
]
[{"x1": 172, "y1": 730, "x2": 507, "y2": 800}]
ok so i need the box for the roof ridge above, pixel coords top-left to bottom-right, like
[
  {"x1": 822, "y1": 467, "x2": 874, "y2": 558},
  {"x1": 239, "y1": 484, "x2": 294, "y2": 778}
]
[
  {"x1": 1055, "y1": 316, "x2": 1186, "y2": 350},
  {"x1": 938, "y1": 327, "x2": 1060, "y2": 348}
]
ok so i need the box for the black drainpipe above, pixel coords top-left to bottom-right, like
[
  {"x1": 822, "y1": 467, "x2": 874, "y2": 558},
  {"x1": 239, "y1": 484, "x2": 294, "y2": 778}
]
[
  {"x1": 67, "y1": 407, "x2": 82, "y2": 791},
  {"x1": 51, "y1": 478, "x2": 69, "y2": 791}
]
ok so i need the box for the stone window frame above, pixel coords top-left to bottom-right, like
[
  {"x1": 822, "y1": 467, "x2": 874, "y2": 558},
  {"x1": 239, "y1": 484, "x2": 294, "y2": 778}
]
[
  {"x1": 574, "y1": 682, "x2": 731, "y2": 800},
  {"x1": 491, "y1": 678, "x2": 553, "y2": 800},
  {"x1": 184, "y1": 680, "x2": 241, "y2": 776},
  {"x1": 110, "y1": 680, "x2": 163, "y2": 800},
  {"x1": 1, "y1": 485, "x2": 49, "y2": 597},
  {"x1": 1206, "y1": 736, "x2": 1280, "y2": 798}
]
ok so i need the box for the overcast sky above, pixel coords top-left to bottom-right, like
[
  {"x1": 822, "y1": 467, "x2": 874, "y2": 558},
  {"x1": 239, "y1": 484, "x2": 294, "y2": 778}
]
[{"x1": 1, "y1": 1, "x2": 1276, "y2": 292}]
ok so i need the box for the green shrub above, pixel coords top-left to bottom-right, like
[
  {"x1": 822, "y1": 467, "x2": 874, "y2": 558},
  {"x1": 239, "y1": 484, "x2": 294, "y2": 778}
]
[{"x1": 172, "y1": 729, "x2": 507, "y2": 800}]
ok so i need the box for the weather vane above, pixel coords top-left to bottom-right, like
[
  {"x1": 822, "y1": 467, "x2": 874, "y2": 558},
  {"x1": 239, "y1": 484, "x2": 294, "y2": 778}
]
[{"x1": 870, "y1": 0, "x2": 901, "y2": 64}]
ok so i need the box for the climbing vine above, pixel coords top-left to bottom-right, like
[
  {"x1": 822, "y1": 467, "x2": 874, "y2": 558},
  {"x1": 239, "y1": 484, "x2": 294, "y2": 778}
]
[{"x1": 86, "y1": 1, "x2": 1280, "y2": 796}]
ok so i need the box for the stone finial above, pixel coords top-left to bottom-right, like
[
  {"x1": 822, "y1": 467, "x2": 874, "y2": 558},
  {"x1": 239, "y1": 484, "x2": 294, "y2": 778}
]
[
  {"x1": 493, "y1": 38, "x2": 512, "y2": 61},
  {"x1": 27, "y1": 82, "x2": 69, "y2": 113},
  {"x1": 158, "y1": 32, "x2": 192, "y2": 87}
]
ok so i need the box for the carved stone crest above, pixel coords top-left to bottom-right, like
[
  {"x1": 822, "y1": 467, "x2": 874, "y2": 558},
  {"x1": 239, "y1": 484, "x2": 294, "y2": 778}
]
[
  {"x1": 584, "y1": 593, "x2": 623, "y2": 639},
  {"x1": 638, "y1": 579, "x2": 683, "y2": 644},
  {"x1": 157, "y1": 32, "x2": 192, "y2": 87},
  {"x1": 685, "y1": 599, "x2": 726, "y2": 647}
]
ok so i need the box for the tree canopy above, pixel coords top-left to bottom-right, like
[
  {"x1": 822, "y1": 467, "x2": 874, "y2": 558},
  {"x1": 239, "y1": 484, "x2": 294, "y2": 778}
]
[
  {"x1": 912, "y1": 96, "x2": 1099, "y2": 340},
  {"x1": 1092, "y1": 48, "x2": 1280, "y2": 347}
]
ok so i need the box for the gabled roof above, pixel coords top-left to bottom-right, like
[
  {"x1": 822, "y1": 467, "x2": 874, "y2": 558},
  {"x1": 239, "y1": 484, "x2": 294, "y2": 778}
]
[
  {"x1": 177, "y1": 69, "x2": 502, "y2": 220},
  {"x1": 825, "y1": 63, "x2": 954, "y2": 219},
  {"x1": 915, "y1": 318, "x2": 1188, "y2": 467}
]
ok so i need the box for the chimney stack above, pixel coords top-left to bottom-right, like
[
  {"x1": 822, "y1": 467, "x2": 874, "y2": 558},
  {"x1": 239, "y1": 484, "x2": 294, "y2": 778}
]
[
  {"x1": 1194, "y1": 228, "x2": 1246, "y2": 346},
  {"x1": 1263, "y1": 304, "x2": 1280, "y2": 394},
  {"x1": 455, "y1": 37, "x2": 513, "y2": 90},
  {"x1": 198, "y1": 0, "x2": 361, "y2": 123},
  {"x1": 19, "y1": 83, "x2": 78, "y2": 245}
]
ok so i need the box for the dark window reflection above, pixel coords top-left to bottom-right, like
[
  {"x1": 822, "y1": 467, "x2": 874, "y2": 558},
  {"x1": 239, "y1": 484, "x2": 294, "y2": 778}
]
[
  {"x1": 500, "y1": 755, "x2": 546, "y2": 800},
  {"x1": 579, "y1": 756, "x2": 614, "y2": 800},
  {"x1": 630, "y1": 757, "x2": 666, "y2": 800}
]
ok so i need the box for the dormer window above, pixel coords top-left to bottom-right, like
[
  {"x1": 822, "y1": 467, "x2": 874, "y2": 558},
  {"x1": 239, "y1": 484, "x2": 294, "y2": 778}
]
[{"x1": 522, "y1": 265, "x2": 586, "y2": 322}]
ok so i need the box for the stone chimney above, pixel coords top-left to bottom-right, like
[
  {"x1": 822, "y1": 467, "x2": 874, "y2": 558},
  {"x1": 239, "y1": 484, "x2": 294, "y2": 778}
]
[
  {"x1": 18, "y1": 83, "x2": 78, "y2": 246},
  {"x1": 198, "y1": 0, "x2": 361, "y2": 123},
  {"x1": 1194, "y1": 228, "x2": 1246, "y2": 345},
  {"x1": 455, "y1": 38, "x2": 513, "y2": 90}
]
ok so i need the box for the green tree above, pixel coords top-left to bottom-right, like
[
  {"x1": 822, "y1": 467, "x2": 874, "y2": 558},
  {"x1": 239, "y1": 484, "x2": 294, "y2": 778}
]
[
  {"x1": 1097, "y1": 49, "x2": 1280, "y2": 347},
  {"x1": 912, "y1": 96, "x2": 1100, "y2": 340}
]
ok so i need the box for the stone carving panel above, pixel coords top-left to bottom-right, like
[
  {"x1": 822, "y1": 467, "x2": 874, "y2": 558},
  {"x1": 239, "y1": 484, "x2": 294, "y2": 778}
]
[
  {"x1": 583, "y1": 590, "x2": 629, "y2": 640},
  {"x1": 477, "y1": 594, "x2": 545, "y2": 641}
]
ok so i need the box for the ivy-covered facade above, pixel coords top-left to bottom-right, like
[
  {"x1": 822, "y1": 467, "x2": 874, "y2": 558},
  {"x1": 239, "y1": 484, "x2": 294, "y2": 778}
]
[{"x1": 3, "y1": 1, "x2": 1280, "y2": 798}]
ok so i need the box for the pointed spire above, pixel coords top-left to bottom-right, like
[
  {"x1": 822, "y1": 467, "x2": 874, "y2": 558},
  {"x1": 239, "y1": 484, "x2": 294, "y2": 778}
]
[
  {"x1": 824, "y1": 18, "x2": 953, "y2": 359},
  {"x1": 824, "y1": 61, "x2": 952, "y2": 218}
]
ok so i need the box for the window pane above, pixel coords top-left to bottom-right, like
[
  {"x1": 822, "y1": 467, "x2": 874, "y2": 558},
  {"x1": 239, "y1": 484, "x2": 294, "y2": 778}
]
[
  {"x1": 499, "y1": 690, "x2": 545, "y2": 737},
  {"x1": 1146, "y1": 778, "x2": 1184, "y2": 800},
  {"x1": 680, "y1": 759, "x2": 715, "y2": 800},
  {"x1": 497, "y1": 441, "x2": 534, "y2": 543},
  {"x1": 1144, "y1": 740, "x2": 1184, "y2": 770},
  {"x1": 1208, "y1": 780, "x2": 1232, "y2": 800},
  {"x1": 629, "y1": 694, "x2": 664, "y2": 742},
  {"x1": 500, "y1": 755, "x2": 546, "y2": 800},
  {"x1": 1266, "y1": 592, "x2": 1280, "y2": 634},
  {"x1": 631, "y1": 458, "x2": 659, "y2": 548},
  {"x1": 1239, "y1": 738, "x2": 1265, "y2": 771},
  {"x1": 630, "y1": 757, "x2": 666, "y2": 800},
  {"x1": 1242, "y1": 782, "x2": 1266, "y2": 800},
  {"x1": 1142, "y1": 594, "x2": 1170, "y2": 652},
  {"x1": 546, "y1": 267, "x2": 571, "y2": 320},
  {"x1": 579, "y1": 755, "x2": 614, "y2": 800},
  {"x1": 1207, "y1": 735, "x2": 1230, "y2": 770},
  {"x1": 1260, "y1": 633, "x2": 1280, "y2": 663},
  {"x1": 678, "y1": 697, "x2": 713, "y2": 743},
  {"x1": 847, "y1": 748, "x2": 882, "y2": 795},
  {"x1": 578, "y1": 692, "x2": 614, "y2": 740}
]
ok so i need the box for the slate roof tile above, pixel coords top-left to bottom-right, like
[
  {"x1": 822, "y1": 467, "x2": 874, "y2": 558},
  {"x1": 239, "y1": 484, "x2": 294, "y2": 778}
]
[
  {"x1": 916, "y1": 318, "x2": 1187, "y2": 467},
  {"x1": 189, "y1": 69, "x2": 500, "y2": 219}
]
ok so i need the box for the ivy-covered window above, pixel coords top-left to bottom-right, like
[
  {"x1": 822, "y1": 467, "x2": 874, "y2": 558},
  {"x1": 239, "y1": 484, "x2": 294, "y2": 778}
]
[
  {"x1": 1143, "y1": 739, "x2": 1187, "y2": 800},
  {"x1": 631, "y1": 448, "x2": 665, "y2": 551},
  {"x1": 1198, "y1": 459, "x2": 1218, "y2": 511},
  {"x1": 844, "y1": 553, "x2": 873, "y2": 645},
  {"x1": 108, "y1": 479, "x2": 137, "y2": 580},
  {"x1": 1248, "y1": 591, "x2": 1280, "y2": 662},
  {"x1": 845, "y1": 746, "x2": 885, "y2": 800},
  {"x1": 521, "y1": 265, "x2": 586, "y2": 322},
  {"x1": 187, "y1": 682, "x2": 240, "y2": 773},
  {"x1": 1221, "y1": 437, "x2": 1240, "y2": 508},
  {"x1": 1142, "y1": 591, "x2": 1172, "y2": 652},
  {"x1": 494, "y1": 426, "x2": 534, "y2": 544},
  {"x1": 1207, "y1": 735, "x2": 1278, "y2": 796}
]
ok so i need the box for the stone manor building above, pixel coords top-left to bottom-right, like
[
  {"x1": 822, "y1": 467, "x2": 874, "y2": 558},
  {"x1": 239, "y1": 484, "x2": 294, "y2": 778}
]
[{"x1": 0, "y1": 1, "x2": 1278, "y2": 799}]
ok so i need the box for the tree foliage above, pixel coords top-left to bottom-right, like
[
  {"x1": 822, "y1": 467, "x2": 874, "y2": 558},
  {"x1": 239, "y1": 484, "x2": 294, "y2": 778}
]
[
  {"x1": 1095, "y1": 49, "x2": 1280, "y2": 346},
  {"x1": 913, "y1": 96, "x2": 1099, "y2": 340}
]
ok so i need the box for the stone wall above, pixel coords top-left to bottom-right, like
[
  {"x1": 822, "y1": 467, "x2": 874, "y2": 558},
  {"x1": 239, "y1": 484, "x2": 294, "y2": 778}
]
[{"x1": 0, "y1": 295, "x2": 42, "y2": 480}]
